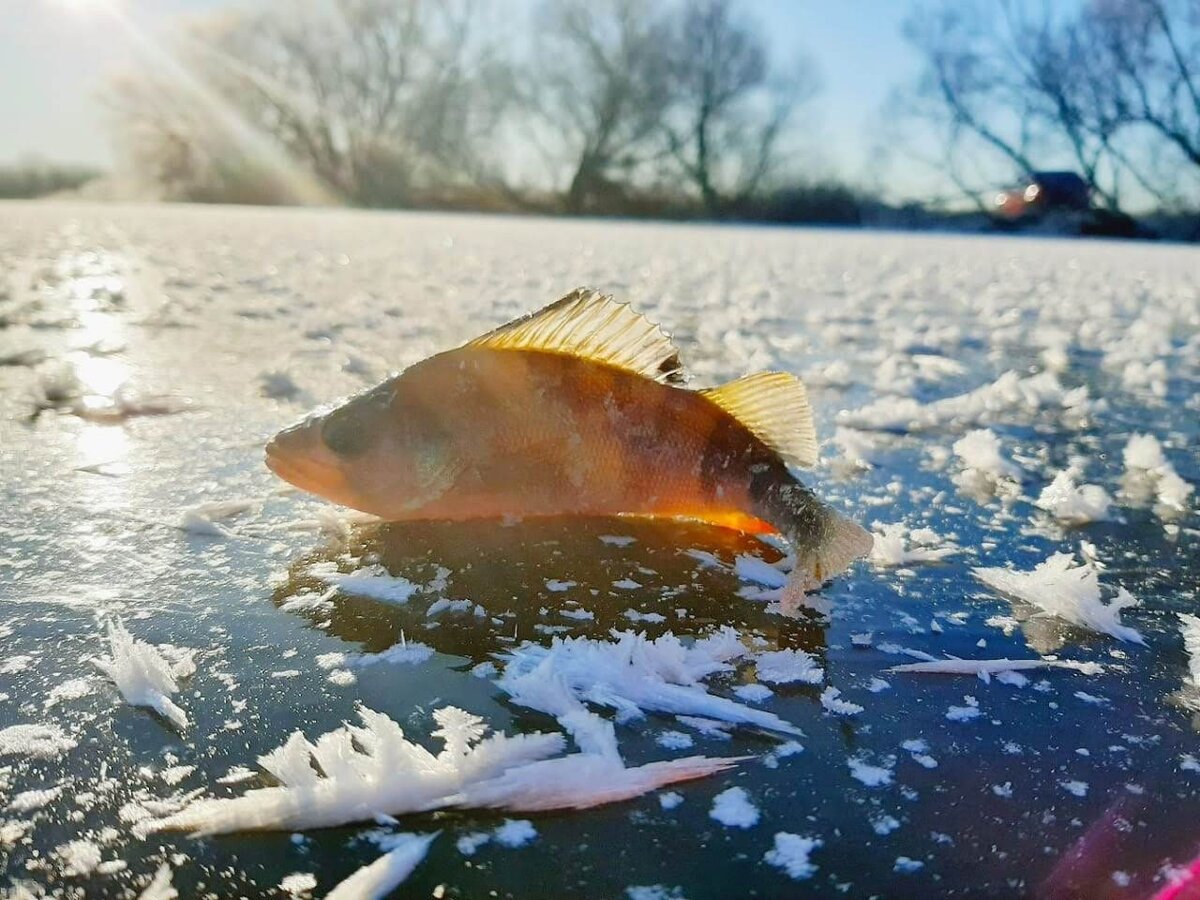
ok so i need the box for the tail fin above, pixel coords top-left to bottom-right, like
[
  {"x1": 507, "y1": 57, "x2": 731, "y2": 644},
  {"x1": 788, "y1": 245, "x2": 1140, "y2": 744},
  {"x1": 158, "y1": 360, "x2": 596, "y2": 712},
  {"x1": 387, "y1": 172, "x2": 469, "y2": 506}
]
[
  {"x1": 809, "y1": 511, "x2": 873, "y2": 584},
  {"x1": 754, "y1": 479, "x2": 872, "y2": 591}
]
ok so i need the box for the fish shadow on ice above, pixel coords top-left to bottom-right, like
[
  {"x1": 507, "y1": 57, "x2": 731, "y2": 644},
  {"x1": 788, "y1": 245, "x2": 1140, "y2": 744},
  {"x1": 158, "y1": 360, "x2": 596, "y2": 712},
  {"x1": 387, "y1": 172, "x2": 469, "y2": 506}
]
[{"x1": 270, "y1": 515, "x2": 829, "y2": 671}]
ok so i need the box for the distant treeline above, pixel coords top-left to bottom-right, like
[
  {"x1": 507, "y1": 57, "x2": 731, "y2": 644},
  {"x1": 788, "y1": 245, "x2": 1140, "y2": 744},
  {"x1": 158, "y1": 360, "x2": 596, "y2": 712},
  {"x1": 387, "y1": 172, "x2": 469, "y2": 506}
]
[
  {"x1": 0, "y1": 161, "x2": 102, "y2": 200},
  {"x1": 101, "y1": 0, "x2": 834, "y2": 219},
  {"x1": 11, "y1": 0, "x2": 1199, "y2": 238}
]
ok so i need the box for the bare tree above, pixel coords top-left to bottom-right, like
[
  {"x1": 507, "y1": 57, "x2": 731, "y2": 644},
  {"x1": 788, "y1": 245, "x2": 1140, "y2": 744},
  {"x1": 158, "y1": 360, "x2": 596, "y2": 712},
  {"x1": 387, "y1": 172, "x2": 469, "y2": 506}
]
[
  {"x1": 524, "y1": 0, "x2": 673, "y2": 214},
  {"x1": 662, "y1": 0, "x2": 815, "y2": 216},
  {"x1": 900, "y1": 0, "x2": 1199, "y2": 212},
  {"x1": 105, "y1": 0, "x2": 512, "y2": 205},
  {"x1": 1087, "y1": 0, "x2": 1200, "y2": 170}
]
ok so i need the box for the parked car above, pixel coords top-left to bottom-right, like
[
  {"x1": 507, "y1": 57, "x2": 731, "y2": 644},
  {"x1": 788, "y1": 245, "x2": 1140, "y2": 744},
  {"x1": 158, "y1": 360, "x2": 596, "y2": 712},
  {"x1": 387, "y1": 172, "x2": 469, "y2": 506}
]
[{"x1": 992, "y1": 171, "x2": 1091, "y2": 221}]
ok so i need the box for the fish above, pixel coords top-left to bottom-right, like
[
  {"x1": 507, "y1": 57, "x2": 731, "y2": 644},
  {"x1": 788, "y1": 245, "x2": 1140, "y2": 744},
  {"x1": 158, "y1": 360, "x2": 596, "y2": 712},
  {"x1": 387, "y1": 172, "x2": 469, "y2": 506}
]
[{"x1": 266, "y1": 289, "x2": 871, "y2": 591}]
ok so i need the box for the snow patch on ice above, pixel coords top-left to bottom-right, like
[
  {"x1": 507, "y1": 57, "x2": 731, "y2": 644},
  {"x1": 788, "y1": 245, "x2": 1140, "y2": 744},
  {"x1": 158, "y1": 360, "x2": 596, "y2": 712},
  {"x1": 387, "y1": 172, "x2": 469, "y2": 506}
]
[
  {"x1": 1035, "y1": 472, "x2": 1114, "y2": 524},
  {"x1": 709, "y1": 786, "x2": 759, "y2": 829},
  {"x1": 870, "y1": 523, "x2": 958, "y2": 566},
  {"x1": 764, "y1": 832, "x2": 822, "y2": 880}
]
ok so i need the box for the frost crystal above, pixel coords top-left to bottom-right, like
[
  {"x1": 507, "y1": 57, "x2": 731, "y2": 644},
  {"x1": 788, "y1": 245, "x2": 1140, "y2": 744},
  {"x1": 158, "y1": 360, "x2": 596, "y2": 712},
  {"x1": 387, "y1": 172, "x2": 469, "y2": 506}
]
[
  {"x1": 326, "y1": 832, "x2": 436, "y2": 900},
  {"x1": 764, "y1": 832, "x2": 822, "y2": 880},
  {"x1": 1035, "y1": 472, "x2": 1113, "y2": 524},
  {"x1": 870, "y1": 523, "x2": 957, "y2": 566},
  {"x1": 709, "y1": 786, "x2": 759, "y2": 829},
  {"x1": 0, "y1": 724, "x2": 77, "y2": 760},
  {"x1": 497, "y1": 630, "x2": 801, "y2": 735},
  {"x1": 150, "y1": 700, "x2": 740, "y2": 834},
  {"x1": 92, "y1": 619, "x2": 194, "y2": 730},
  {"x1": 973, "y1": 553, "x2": 1143, "y2": 643},
  {"x1": 754, "y1": 649, "x2": 823, "y2": 685}
]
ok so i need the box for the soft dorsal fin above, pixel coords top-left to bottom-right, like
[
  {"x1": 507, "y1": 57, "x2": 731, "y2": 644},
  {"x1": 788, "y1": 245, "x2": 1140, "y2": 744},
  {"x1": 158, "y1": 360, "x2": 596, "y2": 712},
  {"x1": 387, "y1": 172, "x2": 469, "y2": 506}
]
[
  {"x1": 700, "y1": 372, "x2": 818, "y2": 468},
  {"x1": 467, "y1": 288, "x2": 685, "y2": 385}
]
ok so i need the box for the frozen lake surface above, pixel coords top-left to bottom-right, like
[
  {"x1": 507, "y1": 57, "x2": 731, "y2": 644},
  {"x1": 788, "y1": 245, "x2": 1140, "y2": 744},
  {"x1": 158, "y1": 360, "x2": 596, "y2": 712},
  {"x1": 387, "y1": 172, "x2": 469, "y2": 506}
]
[{"x1": 1, "y1": 202, "x2": 1198, "y2": 898}]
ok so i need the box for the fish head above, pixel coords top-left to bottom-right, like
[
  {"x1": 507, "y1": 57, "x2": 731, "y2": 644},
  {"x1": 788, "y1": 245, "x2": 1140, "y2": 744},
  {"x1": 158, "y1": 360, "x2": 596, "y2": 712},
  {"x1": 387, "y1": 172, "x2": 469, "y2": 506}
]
[{"x1": 265, "y1": 377, "x2": 457, "y2": 517}]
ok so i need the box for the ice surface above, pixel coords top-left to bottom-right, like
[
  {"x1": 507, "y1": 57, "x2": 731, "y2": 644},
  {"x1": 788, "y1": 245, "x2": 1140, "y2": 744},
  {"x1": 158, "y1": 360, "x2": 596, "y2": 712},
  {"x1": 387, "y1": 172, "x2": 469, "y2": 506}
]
[
  {"x1": 6, "y1": 205, "x2": 1200, "y2": 896},
  {"x1": 325, "y1": 832, "x2": 436, "y2": 900},
  {"x1": 764, "y1": 832, "x2": 822, "y2": 880},
  {"x1": 973, "y1": 553, "x2": 1144, "y2": 644},
  {"x1": 92, "y1": 619, "x2": 194, "y2": 730}
]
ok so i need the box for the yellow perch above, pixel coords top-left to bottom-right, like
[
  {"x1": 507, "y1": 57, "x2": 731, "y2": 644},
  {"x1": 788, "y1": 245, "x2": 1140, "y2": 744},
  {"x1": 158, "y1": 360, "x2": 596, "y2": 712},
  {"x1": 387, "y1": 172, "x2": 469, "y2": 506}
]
[{"x1": 266, "y1": 289, "x2": 870, "y2": 589}]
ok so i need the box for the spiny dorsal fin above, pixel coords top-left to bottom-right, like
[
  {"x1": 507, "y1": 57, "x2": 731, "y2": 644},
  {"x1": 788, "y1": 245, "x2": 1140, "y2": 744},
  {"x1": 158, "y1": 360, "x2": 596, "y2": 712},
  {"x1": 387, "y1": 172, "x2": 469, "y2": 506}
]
[
  {"x1": 467, "y1": 288, "x2": 685, "y2": 385},
  {"x1": 700, "y1": 372, "x2": 818, "y2": 468}
]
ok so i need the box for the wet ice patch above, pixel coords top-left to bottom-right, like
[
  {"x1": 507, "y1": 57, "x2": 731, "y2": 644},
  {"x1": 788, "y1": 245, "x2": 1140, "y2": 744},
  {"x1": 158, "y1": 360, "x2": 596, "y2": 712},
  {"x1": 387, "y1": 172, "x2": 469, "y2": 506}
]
[
  {"x1": 92, "y1": 619, "x2": 194, "y2": 730},
  {"x1": 973, "y1": 553, "x2": 1143, "y2": 644}
]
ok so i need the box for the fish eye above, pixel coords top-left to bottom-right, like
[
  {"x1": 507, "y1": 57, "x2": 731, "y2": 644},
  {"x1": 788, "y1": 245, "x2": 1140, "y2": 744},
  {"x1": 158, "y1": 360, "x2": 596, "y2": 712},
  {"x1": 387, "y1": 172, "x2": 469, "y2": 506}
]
[{"x1": 321, "y1": 384, "x2": 392, "y2": 456}]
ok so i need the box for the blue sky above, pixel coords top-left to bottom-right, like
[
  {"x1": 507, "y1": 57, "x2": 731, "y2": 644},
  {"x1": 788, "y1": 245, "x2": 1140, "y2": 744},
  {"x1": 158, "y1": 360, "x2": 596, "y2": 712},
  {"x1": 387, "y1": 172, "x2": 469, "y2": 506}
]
[{"x1": 2, "y1": 1, "x2": 924, "y2": 193}]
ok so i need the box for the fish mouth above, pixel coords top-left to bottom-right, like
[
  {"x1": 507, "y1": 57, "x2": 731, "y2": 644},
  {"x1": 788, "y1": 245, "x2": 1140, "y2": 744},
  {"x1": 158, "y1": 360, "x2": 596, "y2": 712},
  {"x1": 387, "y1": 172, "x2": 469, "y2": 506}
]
[{"x1": 265, "y1": 435, "x2": 350, "y2": 502}]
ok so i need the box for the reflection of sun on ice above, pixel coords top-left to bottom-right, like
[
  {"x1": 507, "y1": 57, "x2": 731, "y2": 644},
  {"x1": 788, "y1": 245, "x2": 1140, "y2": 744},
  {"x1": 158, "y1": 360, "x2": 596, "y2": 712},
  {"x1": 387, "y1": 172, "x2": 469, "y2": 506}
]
[{"x1": 72, "y1": 353, "x2": 132, "y2": 400}]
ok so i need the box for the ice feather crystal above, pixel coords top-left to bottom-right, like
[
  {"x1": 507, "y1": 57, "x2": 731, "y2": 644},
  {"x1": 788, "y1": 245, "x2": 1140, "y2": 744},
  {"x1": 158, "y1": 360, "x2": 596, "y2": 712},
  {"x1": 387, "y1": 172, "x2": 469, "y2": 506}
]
[
  {"x1": 973, "y1": 554, "x2": 1143, "y2": 644},
  {"x1": 325, "y1": 832, "x2": 437, "y2": 900},
  {"x1": 92, "y1": 619, "x2": 194, "y2": 730},
  {"x1": 496, "y1": 630, "x2": 803, "y2": 735},
  {"x1": 148, "y1": 706, "x2": 565, "y2": 835},
  {"x1": 461, "y1": 674, "x2": 743, "y2": 811},
  {"x1": 148, "y1": 699, "x2": 742, "y2": 834}
]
